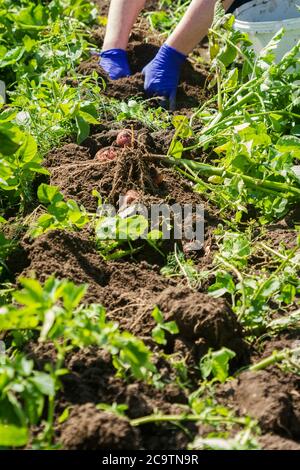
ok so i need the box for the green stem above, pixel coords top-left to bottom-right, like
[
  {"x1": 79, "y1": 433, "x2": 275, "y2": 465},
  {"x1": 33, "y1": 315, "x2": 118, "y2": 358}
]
[
  {"x1": 248, "y1": 347, "x2": 300, "y2": 372},
  {"x1": 217, "y1": 256, "x2": 246, "y2": 320},
  {"x1": 165, "y1": 157, "x2": 300, "y2": 199},
  {"x1": 204, "y1": 91, "x2": 256, "y2": 133},
  {"x1": 253, "y1": 245, "x2": 299, "y2": 302},
  {"x1": 131, "y1": 413, "x2": 247, "y2": 427}
]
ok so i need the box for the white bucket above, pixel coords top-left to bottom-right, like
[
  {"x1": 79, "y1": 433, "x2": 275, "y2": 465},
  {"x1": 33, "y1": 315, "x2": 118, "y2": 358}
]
[
  {"x1": 0, "y1": 80, "x2": 5, "y2": 103},
  {"x1": 293, "y1": 165, "x2": 300, "y2": 180},
  {"x1": 234, "y1": 0, "x2": 300, "y2": 61}
]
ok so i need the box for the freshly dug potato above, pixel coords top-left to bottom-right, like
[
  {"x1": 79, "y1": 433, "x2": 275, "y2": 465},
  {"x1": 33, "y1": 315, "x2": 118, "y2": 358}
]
[
  {"x1": 119, "y1": 190, "x2": 140, "y2": 209},
  {"x1": 95, "y1": 147, "x2": 117, "y2": 163},
  {"x1": 116, "y1": 129, "x2": 132, "y2": 148}
]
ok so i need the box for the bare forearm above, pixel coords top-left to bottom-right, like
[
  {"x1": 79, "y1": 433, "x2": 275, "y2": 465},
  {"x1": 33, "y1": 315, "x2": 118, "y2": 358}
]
[
  {"x1": 102, "y1": 0, "x2": 146, "y2": 51},
  {"x1": 166, "y1": 0, "x2": 235, "y2": 55}
]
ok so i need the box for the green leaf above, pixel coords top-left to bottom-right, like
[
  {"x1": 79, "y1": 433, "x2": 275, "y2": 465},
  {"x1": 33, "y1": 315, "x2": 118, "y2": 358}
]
[
  {"x1": 170, "y1": 140, "x2": 184, "y2": 158},
  {"x1": 30, "y1": 372, "x2": 55, "y2": 397},
  {"x1": 200, "y1": 348, "x2": 236, "y2": 383},
  {"x1": 14, "y1": 278, "x2": 45, "y2": 305},
  {"x1": 17, "y1": 134, "x2": 37, "y2": 161},
  {"x1": 208, "y1": 272, "x2": 235, "y2": 297},
  {"x1": 58, "y1": 407, "x2": 70, "y2": 424},
  {"x1": 0, "y1": 122, "x2": 23, "y2": 156},
  {"x1": 276, "y1": 135, "x2": 300, "y2": 159},
  {"x1": 152, "y1": 325, "x2": 166, "y2": 345},
  {"x1": 76, "y1": 116, "x2": 90, "y2": 144},
  {"x1": 37, "y1": 184, "x2": 63, "y2": 205},
  {"x1": 260, "y1": 278, "x2": 281, "y2": 298},
  {"x1": 172, "y1": 115, "x2": 193, "y2": 138},
  {"x1": 163, "y1": 321, "x2": 179, "y2": 335},
  {"x1": 0, "y1": 307, "x2": 39, "y2": 330},
  {"x1": 0, "y1": 423, "x2": 28, "y2": 447},
  {"x1": 151, "y1": 306, "x2": 164, "y2": 324},
  {"x1": 78, "y1": 110, "x2": 99, "y2": 125},
  {"x1": 118, "y1": 215, "x2": 148, "y2": 240}
]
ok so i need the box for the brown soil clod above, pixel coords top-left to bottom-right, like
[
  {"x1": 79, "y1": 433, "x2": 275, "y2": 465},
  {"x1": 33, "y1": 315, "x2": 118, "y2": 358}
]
[
  {"x1": 20, "y1": 230, "x2": 109, "y2": 294},
  {"x1": 60, "y1": 404, "x2": 141, "y2": 450},
  {"x1": 218, "y1": 369, "x2": 300, "y2": 439},
  {"x1": 156, "y1": 287, "x2": 248, "y2": 361}
]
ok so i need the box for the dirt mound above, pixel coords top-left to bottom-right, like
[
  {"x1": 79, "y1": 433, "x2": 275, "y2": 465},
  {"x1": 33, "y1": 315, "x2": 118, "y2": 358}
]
[
  {"x1": 60, "y1": 404, "x2": 141, "y2": 450},
  {"x1": 18, "y1": 230, "x2": 172, "y2": 334},
  {"x1": 20, "y1": 230, "x2": 109, "y2": 290},
  {"x1": 49, "y1": 159, "x2": 116, "y2": 211},
  {"x1": 156, "y1": 287, "x2": 248, "y2": 361},
  {"x1": 218, "y1": 369, "x2": 300, "y2": 439},
  {"x1": 44, "y1": 143, "x2": 92, "y2": 167},
  {"x1": 78, "y1": 51, "x2": 209, "y2": 111},
  {"x1": 46, "y1": 133, "x2": 212, "y2": 214},
  {"x1": 259, "y1": 433, "x2": 300, "y2": 450},
  {"x1": 57, "y1": 347, "x2": 195, "y2": 450}
]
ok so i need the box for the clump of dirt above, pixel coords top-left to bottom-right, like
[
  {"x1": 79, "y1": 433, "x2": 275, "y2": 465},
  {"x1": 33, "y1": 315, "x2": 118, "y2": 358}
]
[
  {"x1": 49, "y1": 158, "x2": 115, "y2": 211},
  {"x1": 18, "y1": 230, "x2": 173, "y2": 334},
  {"x1": 60, "y1": 404, "x2": 141, "y2": 450},
  {"x1": 263, "y1": 227, "x2": 299, "y2": 251},
  {"x1": 44, "y1": 143, "x2": 92, "y2": 167},
  {"x1": 259, "y1": 433, "x2": 300, "y2": 450},
  {"x1": 19, "y1": 230, "x2": 109, "y2": 290},
  {"x1": 218, "y1": 368, "x2": 300, "y2": 439},
  {"x1": 156, "y1": 286, "x2": 248, "y2": 362}
]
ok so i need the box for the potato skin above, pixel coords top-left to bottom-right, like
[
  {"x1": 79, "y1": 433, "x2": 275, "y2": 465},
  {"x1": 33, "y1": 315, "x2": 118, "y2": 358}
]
[
  {"x1": 116, "y1": 130, "x2": 132, "y2": 148},
  {"x1": 95, "y1": 148, "x2": 117, "y2": 162}
]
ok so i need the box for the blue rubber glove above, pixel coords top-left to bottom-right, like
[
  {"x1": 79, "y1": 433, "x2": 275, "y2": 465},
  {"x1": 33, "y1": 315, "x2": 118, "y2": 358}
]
[
  {"x1": 99, "y1": 49, "x2": 131, "y2": 80},
  {"x1": 142, "y1": 44, "x2": 187, "y2": 110}
]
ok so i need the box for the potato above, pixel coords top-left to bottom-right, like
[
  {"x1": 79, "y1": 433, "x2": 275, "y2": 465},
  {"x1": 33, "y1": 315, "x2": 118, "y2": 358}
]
[
  {"x1": 119, "y1": 189, "x2": 140, "y2": 210},
  {"x1": 95, "y1": 147, "x2": 117, "y2": 163},
  {"x1": 116, "y1": 129, "x2": 132, "y2": 148}
]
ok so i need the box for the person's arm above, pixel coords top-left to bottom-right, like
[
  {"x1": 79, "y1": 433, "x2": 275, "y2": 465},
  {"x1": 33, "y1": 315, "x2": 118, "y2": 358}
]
[
  {"x1": 143, "y1": 0, "x2": 235, "y2": 109},
  {"x1": 102, "y1": 0, "x2": 146, "y2": 51},
  {"x1": 167, "y1": 0, "x2": 235, "y2": 55}
]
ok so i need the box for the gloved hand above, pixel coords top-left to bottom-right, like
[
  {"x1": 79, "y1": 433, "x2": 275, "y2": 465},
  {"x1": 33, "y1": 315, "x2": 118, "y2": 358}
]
[
  {"x1": 99, "y1": 49, "x2": 131, "y2": 80},
  {"x1": 142, "y1": 44, "x2": 186, "y2": 110}
]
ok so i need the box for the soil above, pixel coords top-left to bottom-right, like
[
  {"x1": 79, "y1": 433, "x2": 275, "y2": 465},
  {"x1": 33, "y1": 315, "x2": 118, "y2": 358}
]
[
  {"x1": 6, "y1": 0, "x2": 300, "y2": 451},
  {"x1": 78, "y1": 54, "x2": 209, "y2": 112},
  {"x1": 217, "y1": 368, "x2": 300, "y2": 441}
]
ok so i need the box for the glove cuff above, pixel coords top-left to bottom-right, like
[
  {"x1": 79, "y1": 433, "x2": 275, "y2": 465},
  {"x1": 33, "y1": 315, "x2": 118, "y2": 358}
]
[
  {"x1": 100, "y1": 48, "x2": 128, "y2": 59},
  {"x1": 160, "y1": 43, "x2": 187, "y2": 65}
]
